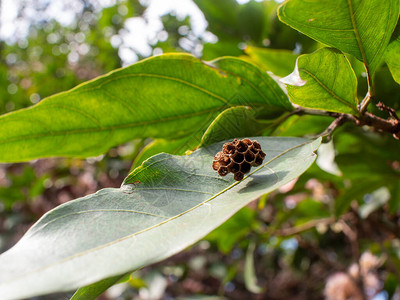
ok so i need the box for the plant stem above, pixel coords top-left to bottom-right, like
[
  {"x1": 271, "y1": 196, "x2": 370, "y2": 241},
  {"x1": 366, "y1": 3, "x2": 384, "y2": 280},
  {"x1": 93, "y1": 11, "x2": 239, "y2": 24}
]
[
  {"x1": 317, "y1": 115, "x2": 347, "y2": 141},
  {"x1": 359, "y1": 63, "x2": 375, "y2": 114}
]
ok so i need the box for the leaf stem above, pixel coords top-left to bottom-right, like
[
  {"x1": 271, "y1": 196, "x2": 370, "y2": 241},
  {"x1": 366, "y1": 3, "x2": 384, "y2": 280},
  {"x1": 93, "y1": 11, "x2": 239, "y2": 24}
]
[
  {"x1": 358, "y1": 64, "x2": 375, "y2": 114},
  {"x1": 316, "y1": 115, "x2": 347, "y2": 141}
]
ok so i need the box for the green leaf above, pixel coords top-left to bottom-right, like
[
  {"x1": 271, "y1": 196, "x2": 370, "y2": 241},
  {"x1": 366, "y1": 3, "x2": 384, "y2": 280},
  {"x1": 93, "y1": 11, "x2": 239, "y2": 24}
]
[
  {"x1": 211, "y1": 57, "x2": 293, "y2": 113},
  {"x1": 278, "y1": 0, "x2": 400, "y2": 75},
  {"x1": 386, "y1": 32, "x2": 400, "y2": 84},
  {"x1": 199, "y1": 106, "x2": 267, "y2": 148},
  {"x1": 244, "y1": 47, "x2": 298, "y2": 77},
  {"x1": 71, "y1": 273, "x2": 128, "y2": 300},
  {"x1": 244, "y1": 242, "x2": 264, "y2": 294},
  {"x1": 282, "y1": 47, "x2": 359, "y2": 114},
  {"x1": 336, "y1": 153, "x2": 400, "y2": 180},
  {"x1": 0, "y1": 137, "x2": 320, "y2": 299},
  {"x1": 132, "y1": 136, "x2": 199, "y2": 169},
  {"x1": 0, "y1": 54, "x2": 290, "y2": 163},
  {"x1": 272, "y1": 115, "x2": 333, "y2": 137}
]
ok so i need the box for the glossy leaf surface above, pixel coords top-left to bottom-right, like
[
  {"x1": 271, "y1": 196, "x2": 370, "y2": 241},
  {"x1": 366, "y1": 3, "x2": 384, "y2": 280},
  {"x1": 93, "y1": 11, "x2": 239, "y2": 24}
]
[
  {"x1": 278, "y1": 0, "x2": 400, "y2": 75},
  {"x1": 0, "y1": 137, "x2": 320, "y2": 299}
]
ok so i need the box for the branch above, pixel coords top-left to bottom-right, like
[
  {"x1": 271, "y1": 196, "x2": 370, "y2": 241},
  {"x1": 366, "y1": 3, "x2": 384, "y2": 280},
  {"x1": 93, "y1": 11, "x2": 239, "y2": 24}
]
[
  {"x1": 317, "y1": 115, "x2": 347, "y2": 141},
  {"x1": 356, "y1": 111, "x2": 400, "y2": 139},
  {"x1": 295, "y1": 103, "x2": 400, "y2": 140}
]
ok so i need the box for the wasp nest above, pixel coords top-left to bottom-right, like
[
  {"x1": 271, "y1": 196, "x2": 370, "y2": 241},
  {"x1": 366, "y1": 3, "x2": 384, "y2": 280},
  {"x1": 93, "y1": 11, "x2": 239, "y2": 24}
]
[{"x1": 212, "y1": 138, "x2": 266, "y2": 181}]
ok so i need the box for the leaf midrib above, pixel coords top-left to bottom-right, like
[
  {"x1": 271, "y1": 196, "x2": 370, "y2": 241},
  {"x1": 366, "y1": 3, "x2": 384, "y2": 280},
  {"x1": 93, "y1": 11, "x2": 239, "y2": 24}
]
[
  {"x1": 300, "y1": 69, "x2": 357, "y2": 113},
  {"x1": 347, "y1": 0, "x2": 368, "y2": 67},
  {"x1": 0, "y1": 106, "x2": 237, "y2": 145},
  {"x1": 2, "y1": 139, "x2": 315, "y2": 284}
]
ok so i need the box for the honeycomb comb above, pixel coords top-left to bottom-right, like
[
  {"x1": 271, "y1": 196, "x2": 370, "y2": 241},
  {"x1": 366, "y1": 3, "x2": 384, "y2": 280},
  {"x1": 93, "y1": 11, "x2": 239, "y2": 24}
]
[{"x1": 212, "y1": 138, "x2": 266, "y2": 181}]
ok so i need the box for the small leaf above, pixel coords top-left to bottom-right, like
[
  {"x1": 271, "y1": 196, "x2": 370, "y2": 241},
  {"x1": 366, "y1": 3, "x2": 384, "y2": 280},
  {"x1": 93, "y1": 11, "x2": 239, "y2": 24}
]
[
  {"x1": 282, "y1": 48, "x2": 359, "y2": 114},
  {"x1": 0, "y1": 137, "x2": 320, "y2": 299},
  {"x1": 278, "y1": 0, "x2": 400, "y2": 75},
  {"x1": 71, "y1": 273, "x2": 129, "y2": 300},
  {"x1": 199, "y1": 106, "x2": 267, "y2": 148},
  {"x1": 244, "y1": 242, "x2": 264, "y2": 294}
]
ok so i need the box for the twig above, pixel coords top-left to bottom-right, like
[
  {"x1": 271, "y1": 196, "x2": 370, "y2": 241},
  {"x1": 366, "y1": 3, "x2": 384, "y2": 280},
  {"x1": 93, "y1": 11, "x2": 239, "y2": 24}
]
[
  {"x1": 376, "y1": 101, "x2": 400, "y2": 120},
  {"x1": 316, "y1": 115, "x2": 347, "y2": 141},
  {"x1": 269, "y1": 217, "x2": 335, "y2": 237},
  {"x1": 294, "y1": 105, "x2": 400, "y2": 140}
]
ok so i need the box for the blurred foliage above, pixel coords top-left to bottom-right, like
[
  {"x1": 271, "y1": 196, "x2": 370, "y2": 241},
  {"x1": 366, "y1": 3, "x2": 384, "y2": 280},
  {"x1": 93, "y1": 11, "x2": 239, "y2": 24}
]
[{"x1": 0, "y1": 0, "x2": 399, "y2": 299}]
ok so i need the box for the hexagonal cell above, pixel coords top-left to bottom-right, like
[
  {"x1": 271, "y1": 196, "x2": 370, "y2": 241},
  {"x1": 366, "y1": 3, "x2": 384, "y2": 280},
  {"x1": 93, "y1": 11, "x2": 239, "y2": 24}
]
[
  {"x1": 249, "y1": 145, "x2": 259, "y2": 154},
  {"x1": 236, "y1": 140, "x2": 248, "y2": 152},
  {"x1": 221, "y1": 155, "x2": 231, "y2": 166},
  {"x1": 252, "y1": 140, "x2": 261, "y2": 150},
  {"x1": 241, "y1": 162, "x2": 251, "y2": 173},
  {"x1": 244, "y1": 149, "x2": 255, "y2": 162},
  {"x1": 252, "y1": 156, "x2": 264, "y2": 166},
  {"x1": 234, "y1": 172, "x2": 244, "y2": 181},
  {"x1": 218, "y1": 166, "x2": 229, "y2": 176},
  {"x1": 258, "y1": 150, "x2": 266, "y2": 159},
  {"x1": 231, "y1": 152, "x2": 244, "y2": 163},
  {"x1": 223, "y1": 143, "x2": 236, "y2": 154},
  {"x1": 227, "y1": 161, "x2": 240, "y2": 173}
]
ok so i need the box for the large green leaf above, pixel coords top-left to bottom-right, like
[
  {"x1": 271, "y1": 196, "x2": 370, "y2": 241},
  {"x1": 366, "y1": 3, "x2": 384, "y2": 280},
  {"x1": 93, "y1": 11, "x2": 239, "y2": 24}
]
[
  {"x1": 282, "y1": 47, "x2": 359, "y2": 114},
  {"x1": 0, "y1": 54, "x2": 290, "y2": 163},
  {"x1": 278, "y1": 0, "x2": 400, "y2": 75},
  {"x1": 0, "y1": 137, "x2": 320, "y2": 299},
  {"x1": 211, "y1": 57, "x2": 293, "y2": 114}
]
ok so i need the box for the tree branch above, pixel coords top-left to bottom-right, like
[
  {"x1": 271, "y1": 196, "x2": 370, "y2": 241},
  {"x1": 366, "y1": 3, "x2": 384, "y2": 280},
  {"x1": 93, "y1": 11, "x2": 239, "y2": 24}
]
[{"x1": 295, "y1": 103, "x2": 400, "y2": 140}]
